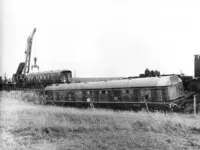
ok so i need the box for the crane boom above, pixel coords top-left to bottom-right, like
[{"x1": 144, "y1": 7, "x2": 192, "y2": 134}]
[{"x1": 23, "y1": 28, "x2": 36, "y2": 75}]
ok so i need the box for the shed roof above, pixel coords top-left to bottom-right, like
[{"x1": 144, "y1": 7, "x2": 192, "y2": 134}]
[{"x1": 44, "y1": 75, "x2": 182, "y2": 91}]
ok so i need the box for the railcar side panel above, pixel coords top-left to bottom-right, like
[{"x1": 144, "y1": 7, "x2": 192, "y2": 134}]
[{"x1": 45, "y1": 87, "x2": 170, "y2": 103}]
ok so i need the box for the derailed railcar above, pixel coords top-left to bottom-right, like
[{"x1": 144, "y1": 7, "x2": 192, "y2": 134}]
[{"x1": 44, "y1": 75, "x2": 186, "y2": 111}]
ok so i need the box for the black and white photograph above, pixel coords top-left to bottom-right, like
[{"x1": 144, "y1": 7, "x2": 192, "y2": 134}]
[{"x1": 0, "y1": 0, "x2": 200, "y2": 149}]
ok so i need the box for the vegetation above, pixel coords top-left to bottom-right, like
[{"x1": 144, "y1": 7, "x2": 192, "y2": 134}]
[
  {"x1": 1, "y1": 91, "x2": 200, "y2": 149},
  {"x1": 144, "y1": 68, "x2": 161, "y2": 77}
]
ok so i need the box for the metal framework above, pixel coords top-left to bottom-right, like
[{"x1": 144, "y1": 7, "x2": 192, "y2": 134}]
[{"x1": 23, "y1": 28, "x2": 36, "y2": 75}]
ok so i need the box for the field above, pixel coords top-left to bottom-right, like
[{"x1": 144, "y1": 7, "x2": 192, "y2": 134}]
[{"x1": 1, "y1": 91, "x2": 200, "y2": 150}]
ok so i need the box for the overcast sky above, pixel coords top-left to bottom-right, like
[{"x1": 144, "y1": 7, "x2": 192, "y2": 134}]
[{"x1": 1, "y1": 0, "x2": 200, "y2": 78}]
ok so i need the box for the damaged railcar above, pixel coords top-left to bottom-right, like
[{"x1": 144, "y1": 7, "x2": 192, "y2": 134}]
[{"x1": 43, "y1": 75, "x2": 192, "y2": 111}]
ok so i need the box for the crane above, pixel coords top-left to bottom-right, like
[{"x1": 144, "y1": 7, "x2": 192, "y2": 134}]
[{"x1": 23, "y1": 28, "x2": 36, "y2": 75}]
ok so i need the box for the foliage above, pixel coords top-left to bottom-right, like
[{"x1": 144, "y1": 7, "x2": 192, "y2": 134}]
[{"x1": 144, "y1": 68, "x2": 160, "y2": 77}]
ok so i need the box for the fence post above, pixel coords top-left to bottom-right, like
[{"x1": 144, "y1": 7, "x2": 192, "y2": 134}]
[
  {"x1": 194, "y1": 95, "x2": 196, "y2": 115},
  {"x1": 144, "y1": 96, "x2": 149, "y2": 113}
]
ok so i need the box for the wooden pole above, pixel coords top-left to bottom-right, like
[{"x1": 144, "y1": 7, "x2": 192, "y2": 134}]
[
  {"x1": 144, "y1": 96, "x2": 149, "y2": 113},
  {"x1": 194, "y1": 95, "x2": 196, "y2": 115}
]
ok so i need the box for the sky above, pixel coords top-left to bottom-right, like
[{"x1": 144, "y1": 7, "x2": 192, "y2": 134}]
[{"x1": 1, "y1": 0, "x2": 200, "y2": 78}]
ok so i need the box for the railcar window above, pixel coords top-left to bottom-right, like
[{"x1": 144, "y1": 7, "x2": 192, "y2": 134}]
[
  {"x1": 87, "y1": 91, "x2": 92, "y2": 95},
  {"x1": 156, "y1": 90, "x2": 163, "y2": 101},
  {"x1": 82, "y1": 91, "x2": 87, "y2": 101},
  {"x1": 146, "y1": 89, "x2": 151, "y2": 101},
  {"x1": 101, "y1": 90, "x2": 106, "y2": 94},
  {"x1": 168, "y1": 86, "x2": 177, "y2": 100},
  {"x1": 68, "y1": 92, "x2": 75, "y2": 101},
  {"x1": 75, "y1": 91, "x2": 82, "y2": 101},
  {"x1": 122, "y1": 89, "x2": 130, "y2": 94},
  {"x1": 122, "y1": 89, "x2": 125, "y2": 94},
  {"x1": 113, "y1": 90, "x2": 122, "y2": 101},
  {"x1": 93, "y1": 91, "x2": 99, "y2": 101},
  {"x1": 46, "y1": 92, "x2": 53, "y2": 100},
  {"x1": 162, "y1": 89, "x2": 167, "y2": 101},
  {"x1": 59, "y1": 91, "x2": 65, "y2": 100},
  {"x1": 55, "y1": 92, "x2": 60, "y2": 101},
  {"x1": 151, "y1": 90, "x2": 157, "y2": 101},
  {"x1": 132, "y1": 89, "x2": 139, "y2": 101},
  {"x1": 129, "y1": 89, "x2": 133, "y2": 94}
]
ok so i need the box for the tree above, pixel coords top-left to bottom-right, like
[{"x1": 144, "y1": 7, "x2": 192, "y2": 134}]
[
  {"x1": 145, "y1": 68, "x2": 150, "y2": 77},
  {"x1": 144, "y1": 69, "x2": 161, "y2": 77},
  {"x1": 154, "y1": 70, "x2": 160, "y2": 77}
]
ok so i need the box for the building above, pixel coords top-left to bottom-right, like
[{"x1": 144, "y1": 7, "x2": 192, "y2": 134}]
[{"x1": 195, "y1": 55, "x2": 200, "y2": 78}]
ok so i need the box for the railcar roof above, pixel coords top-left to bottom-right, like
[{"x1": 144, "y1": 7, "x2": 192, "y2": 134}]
[
  {"x1": 27, "y1": 70, "x2": 71, "y2": 76},
  {"x1": 44, "y1": 75, "x2": 182, "y2": 91}
]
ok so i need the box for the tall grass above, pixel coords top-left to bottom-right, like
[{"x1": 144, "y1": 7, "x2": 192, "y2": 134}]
[{"x1": 1, "y1": 91, "x2": 200, "y2": 149}]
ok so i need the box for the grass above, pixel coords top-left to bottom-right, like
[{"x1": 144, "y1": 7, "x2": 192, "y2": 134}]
[{"x1": 1, "y1": 91, "x2": 200, "y2": 149}]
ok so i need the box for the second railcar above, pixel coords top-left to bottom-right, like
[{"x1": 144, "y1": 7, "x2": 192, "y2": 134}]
[
  {"x1": 25, "y1": 70, "x2": 72, "y2": 88},
  {"x1": 43, "y1": 75, "x2": 185, "y2": 111}
]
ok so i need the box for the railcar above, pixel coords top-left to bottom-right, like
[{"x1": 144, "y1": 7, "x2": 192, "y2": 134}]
[
  {"x1": 43, "y1": 75, "x2": 187, "y2": 111},
  {"x1": 24, "y1": 70, "x2": 72, "y2": 89}
]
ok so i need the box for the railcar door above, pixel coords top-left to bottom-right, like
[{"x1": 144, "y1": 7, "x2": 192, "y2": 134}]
[
  {"x1": 99, "y1": 90, "x2": 109, "y2": 101},
  {"x1": 92, "y1": 90, "x2": 99, "y2": 102},
  {"x1": 132, "y1": 89, "x2": 139, "y2": 102},
  {"x1": 122, "y1": 89, "x2": 133, "y2": 102},
  {"x1": 75, "y1": 90, "x2": 83, "y2": 101},
  {"x1": 108, "y1": 89, "x2": 122, "y2": 101}
]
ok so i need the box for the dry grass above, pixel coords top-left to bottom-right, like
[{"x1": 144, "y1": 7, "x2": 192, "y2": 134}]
[{"x1": 1, "y1": 91, "x2": 200, "y2": 150}]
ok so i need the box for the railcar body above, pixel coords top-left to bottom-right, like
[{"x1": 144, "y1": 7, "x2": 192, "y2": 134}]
[
  {"x1": 24, "y1": 70, "x2": 72, "y2": 88},
  {"x1": 44, "y1": 75, "x2": 185, "y2": 111}
]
